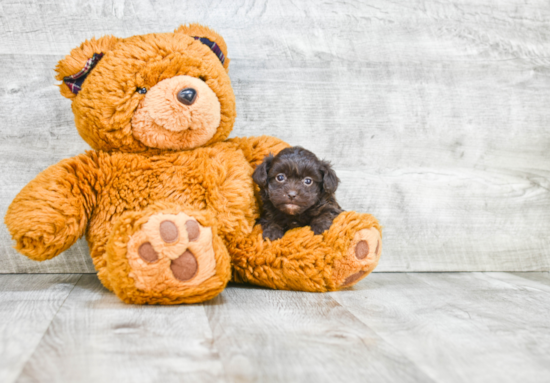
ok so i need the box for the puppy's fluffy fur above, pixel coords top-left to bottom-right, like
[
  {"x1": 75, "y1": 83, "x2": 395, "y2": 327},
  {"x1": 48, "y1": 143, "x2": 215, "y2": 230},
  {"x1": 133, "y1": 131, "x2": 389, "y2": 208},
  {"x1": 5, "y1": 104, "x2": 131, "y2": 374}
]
[{"x1": 253, "y1": 146, "x2": 343, "y2": 241}]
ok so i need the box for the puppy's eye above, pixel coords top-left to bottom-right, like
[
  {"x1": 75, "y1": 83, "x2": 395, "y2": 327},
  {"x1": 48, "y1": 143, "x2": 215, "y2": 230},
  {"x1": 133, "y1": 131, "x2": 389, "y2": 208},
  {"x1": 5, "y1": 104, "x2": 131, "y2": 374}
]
[
  {"x1": 276, "y1": 174, "x2": 286, "y2": 182},
  {"x1": 137, "y1": 87, "x2": 147, "y2": 94},
  {"x1": 303, "y1": 177, "x2": 313, "y2": 186}
]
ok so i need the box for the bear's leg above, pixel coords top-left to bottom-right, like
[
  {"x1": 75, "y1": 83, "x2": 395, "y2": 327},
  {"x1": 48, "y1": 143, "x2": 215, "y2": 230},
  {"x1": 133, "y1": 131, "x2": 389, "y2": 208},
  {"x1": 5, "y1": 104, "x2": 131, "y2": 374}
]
[
  {"x1": 104, "y1": 204, "x2": 231, "y2": 304},
  {"x1": 229, "y1": 211, "x2": 382, "y2": 292}
]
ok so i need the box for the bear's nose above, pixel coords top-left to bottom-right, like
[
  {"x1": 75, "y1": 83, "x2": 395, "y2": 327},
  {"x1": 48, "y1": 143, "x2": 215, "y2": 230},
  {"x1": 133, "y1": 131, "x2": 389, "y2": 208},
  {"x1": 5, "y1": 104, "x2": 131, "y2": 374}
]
[{"x1": 177, "y1": 88, "x2": 197, "y2": 105}]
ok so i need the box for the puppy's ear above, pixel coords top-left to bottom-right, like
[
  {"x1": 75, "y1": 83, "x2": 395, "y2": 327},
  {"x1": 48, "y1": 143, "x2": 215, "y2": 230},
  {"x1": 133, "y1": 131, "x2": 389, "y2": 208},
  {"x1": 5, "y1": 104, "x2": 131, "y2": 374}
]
[
  {"x1": 253, "y1": 154, "x2": 274, "y2": 189},
  {"x1": 321, "y1": 161, "x2": 339, "y2": 194}
]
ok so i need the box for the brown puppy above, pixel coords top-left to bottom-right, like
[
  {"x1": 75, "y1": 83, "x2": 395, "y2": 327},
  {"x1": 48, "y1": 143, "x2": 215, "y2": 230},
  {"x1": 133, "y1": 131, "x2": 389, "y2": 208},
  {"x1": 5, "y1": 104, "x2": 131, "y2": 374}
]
[{"x1": 253, "y1": 146, "x2": 343, "y2": 241}]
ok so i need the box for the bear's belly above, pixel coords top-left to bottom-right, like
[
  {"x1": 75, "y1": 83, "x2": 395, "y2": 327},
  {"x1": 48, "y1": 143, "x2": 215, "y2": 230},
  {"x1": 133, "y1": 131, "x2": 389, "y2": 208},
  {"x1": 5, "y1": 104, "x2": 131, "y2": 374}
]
[{"x1": 86, "y1": 145, "x2": 258, "y2": 273}]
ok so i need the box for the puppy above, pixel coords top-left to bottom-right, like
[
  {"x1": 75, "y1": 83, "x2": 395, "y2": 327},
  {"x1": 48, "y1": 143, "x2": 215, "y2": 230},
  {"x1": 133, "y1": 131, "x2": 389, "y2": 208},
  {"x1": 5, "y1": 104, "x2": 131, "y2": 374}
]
[{"x1": 253, "y1": 146, "x2": 343, "y2": 241}]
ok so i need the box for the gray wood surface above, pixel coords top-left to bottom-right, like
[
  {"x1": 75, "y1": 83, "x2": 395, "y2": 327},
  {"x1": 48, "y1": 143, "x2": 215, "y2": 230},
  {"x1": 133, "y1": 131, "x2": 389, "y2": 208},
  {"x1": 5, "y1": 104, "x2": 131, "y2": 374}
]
[
  {"x1": 512, "y1": 271, "x2": 550, "y2": 286},
  {"x1": 16, "y1": 275, "x2": 226, "y2": 383},
  {"x1": 204, "y1": 285, "x2": 433, "y2": 383},
  {"x1": 0, "y1": 274, "x2": 81, "y2": 383},
  {"x1": 1, "y1": 0, "x2": 549, "y2": 272},
  {"x1": 1, "y1": 272, "x2": 549, "y2": 383},
  {"x1": 331, "y1": 272, "x2": 550, "y2": 383}
]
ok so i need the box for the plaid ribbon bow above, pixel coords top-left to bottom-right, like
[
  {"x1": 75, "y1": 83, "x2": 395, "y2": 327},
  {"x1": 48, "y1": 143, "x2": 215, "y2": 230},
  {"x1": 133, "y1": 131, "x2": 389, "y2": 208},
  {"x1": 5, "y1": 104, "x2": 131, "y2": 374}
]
[
  {"x1": 193, "y1": 36, "x2": 225, "y2": 65},
  {"x1": 63, "y1": 53, "x2": 104, "y2": 95}
]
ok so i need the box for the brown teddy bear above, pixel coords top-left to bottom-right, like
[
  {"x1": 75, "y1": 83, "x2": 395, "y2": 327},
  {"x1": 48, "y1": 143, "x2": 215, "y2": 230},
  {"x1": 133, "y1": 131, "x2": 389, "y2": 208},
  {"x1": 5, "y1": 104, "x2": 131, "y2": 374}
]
[{"x1": 4, "y1": 24, "x2": 382, "y2": 304}]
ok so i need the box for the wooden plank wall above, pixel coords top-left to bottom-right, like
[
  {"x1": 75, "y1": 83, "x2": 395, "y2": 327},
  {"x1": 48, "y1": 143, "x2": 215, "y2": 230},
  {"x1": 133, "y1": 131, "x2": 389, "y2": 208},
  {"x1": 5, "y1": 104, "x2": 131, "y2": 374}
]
[{"x1": 0, "y1": 0, "x2": 549, "y2": 272}]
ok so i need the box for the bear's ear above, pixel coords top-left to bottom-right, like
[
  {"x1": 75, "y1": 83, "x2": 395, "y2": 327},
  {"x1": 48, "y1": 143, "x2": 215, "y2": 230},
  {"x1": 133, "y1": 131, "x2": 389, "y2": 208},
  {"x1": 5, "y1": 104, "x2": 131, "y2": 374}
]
[
  {"x1": 55, "y1": 35, "x2": 119, "y2": 99},
  {"x1": 175, "y1": 24, "x2": 230, "y2": 72}
]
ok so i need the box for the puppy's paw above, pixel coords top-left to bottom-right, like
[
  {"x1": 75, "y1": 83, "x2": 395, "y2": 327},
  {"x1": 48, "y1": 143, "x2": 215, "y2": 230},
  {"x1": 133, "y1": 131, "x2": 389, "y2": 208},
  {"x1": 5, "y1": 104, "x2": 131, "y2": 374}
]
[
  {"x1": 311, "y1": 220, "x2": 332, "y2": 235},
  {"x1": 311, "y1": 214, "x2": 339, "y2": 235},
  {"x1": 261, "y1": 224, "x2": 285, "y2": 241}
]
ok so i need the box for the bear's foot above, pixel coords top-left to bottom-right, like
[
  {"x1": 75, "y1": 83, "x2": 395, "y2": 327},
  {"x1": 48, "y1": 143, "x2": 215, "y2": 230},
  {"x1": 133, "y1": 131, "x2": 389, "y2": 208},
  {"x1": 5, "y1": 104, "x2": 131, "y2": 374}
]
[
  {"x1": 106, "y1": 206, "x2": 231, "y2": 304},
  {"x1": 128, "y1": 212, "x2": 218, "y2": 288},
  {"x1": 229, "y1": 211, "x2": 382, "y2": 292},
  {"x1": 330, "y1": 226, "x2": 382, "y2": 288}
]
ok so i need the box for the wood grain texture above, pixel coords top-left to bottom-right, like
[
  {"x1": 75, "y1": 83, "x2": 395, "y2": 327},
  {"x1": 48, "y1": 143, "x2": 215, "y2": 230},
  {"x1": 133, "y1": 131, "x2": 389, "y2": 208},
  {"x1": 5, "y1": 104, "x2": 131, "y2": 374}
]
[
  {"x1": 331, "y1": 272, "x2": 550, "y2": 383},
  {"x1": 1, "y1": 0, "x2": 549, "y2": 272},
  {"x1": 14, "y1": 274, "x2": 226, "y2": 383},
  {"x1": 204, "y1": 284, "x2": 433, "y2": 383},
  {"x1": 3, "y1": 273, "x2": 550, "y2": 383},
  {"x1": 0, "y1": 54, "x2": 95, "y2": 273},
  {"x1": 511, "y1": 271, "x2": 550, "y2": 286},
  {"x1": 0, "y1": 274, "x2": 81, "y2": 383}
]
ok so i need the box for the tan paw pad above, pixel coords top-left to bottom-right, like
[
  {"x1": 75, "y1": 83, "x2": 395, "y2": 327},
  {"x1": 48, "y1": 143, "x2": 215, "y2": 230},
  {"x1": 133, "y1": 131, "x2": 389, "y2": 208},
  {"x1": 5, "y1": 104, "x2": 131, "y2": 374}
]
[
  {"x1": 332, "y1": 227, "x2": 382, "y2": 288},
  {"x1": 355, "y1": 240, "x2": 369, "y2": 260},
  {"x1": 142, "y1": 213, "x2": 191, "y2": 259},
  {"x1": 170, "y1": 250, "x2": 198, "y2": 281},
  {"x1": 138, "y1": 242, "x2": 159, "y2": 263},
  {"x1": 343, "y1": 271, "x2": 367, "y2": 286},
  {"x1": 160, "y1": 220, "x2": 179, "y2": 243},
  {"x1": 126, "y1": 212, "x2": 216, "y2": 292},
  {"x1": 185, "y1": 220, "x2": 200, "y2": 241}
]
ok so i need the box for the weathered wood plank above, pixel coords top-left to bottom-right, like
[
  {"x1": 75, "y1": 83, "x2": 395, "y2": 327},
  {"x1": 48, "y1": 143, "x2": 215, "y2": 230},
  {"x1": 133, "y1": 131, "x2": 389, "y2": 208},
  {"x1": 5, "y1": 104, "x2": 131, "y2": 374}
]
[
  {"x1": 1, "y1": 55, "x2": 549, "y2": 272},
  {"x1": 487, "y1": 271, "x2": 550, "y2": 293},
  {"x1": 331, "y1": 273, "x2": 550, "y2": 383},
  {"x1": 3, "y1": 273, "x2": 550, "y2": 382},
  {"x1": 336, "y1": 168, "x2": 550, "y2": 272},
  {"x1": 511, "y1": 271, "x2": 550, "y2": 286},
  {"x1": 15, "y1": 275, "x2": 226, "y2": 383},
  {"x1": 0, "y1": 53, "x2": 95, "y2": 273},
  {"x1": 204, "y1": 284, "x2": 434, "y2": 383},
  {"x1": 0, "y1": 274, "x2": 81, "y2": 383},
  {"x1": 1, "y1": 0, "x2": 549, "y2": 272},
  {"x1": 1, "y1": 0, "x2": 550, "y2": 61}
]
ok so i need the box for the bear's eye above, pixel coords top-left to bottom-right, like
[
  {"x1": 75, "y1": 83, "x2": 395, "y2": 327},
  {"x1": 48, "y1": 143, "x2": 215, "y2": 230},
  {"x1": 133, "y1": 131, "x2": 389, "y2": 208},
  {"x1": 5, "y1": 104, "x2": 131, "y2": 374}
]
[
  {"x1": 276, "y1": 174, "x2": 286, "y2": 182},
  {"x1": 137, "y1": 87, "x2": 147, "y2": 94},
  {"x1": 303, "y1": 177, "x2": 313, "y2": 186}
]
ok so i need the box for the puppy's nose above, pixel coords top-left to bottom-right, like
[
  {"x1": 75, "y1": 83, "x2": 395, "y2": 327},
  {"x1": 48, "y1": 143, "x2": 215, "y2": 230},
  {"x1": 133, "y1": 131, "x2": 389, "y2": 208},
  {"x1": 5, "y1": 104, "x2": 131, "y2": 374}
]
[
  {"x1": 287, "y1": 190, "x2": 298, "y2": 200},
  {"x1": 177, "y1": 88, "x2": 197, "y2": 105}
]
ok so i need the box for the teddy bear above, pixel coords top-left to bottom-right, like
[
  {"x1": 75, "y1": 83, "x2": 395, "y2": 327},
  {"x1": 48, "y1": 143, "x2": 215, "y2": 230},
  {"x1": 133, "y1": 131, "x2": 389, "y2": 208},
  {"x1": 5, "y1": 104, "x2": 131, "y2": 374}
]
[{"x1": 4, "y1": 24, "x2": 382, "y2": 304}]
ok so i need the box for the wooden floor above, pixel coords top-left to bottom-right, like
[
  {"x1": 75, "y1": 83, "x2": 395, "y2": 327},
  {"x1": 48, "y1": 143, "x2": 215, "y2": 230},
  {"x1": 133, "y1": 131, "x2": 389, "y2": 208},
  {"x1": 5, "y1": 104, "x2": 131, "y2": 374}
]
[{"x1": 0, "y1": 273, "x2": 548, "y2": 383}]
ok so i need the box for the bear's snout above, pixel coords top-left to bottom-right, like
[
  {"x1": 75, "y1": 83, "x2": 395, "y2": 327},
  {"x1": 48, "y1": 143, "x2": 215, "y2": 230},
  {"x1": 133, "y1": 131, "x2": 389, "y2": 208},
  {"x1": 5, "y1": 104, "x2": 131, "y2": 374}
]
[{"x1": 131, "y1": 75, "x2": 221, "y2": 150}]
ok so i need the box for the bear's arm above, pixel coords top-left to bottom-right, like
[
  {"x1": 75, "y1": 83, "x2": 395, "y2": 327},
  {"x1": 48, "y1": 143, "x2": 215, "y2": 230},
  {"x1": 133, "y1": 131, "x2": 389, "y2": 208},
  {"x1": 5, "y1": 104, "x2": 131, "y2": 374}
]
[
  {"x1": 4, "y1": 152, "x2": 102, "y2": 261},
  {"x1": 227, "y1": 136, "x2": 290, "y2": 167}
]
